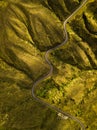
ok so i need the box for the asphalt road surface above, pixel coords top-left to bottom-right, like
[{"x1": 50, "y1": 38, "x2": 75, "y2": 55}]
[{"x1": 32, "y1": 0, "x2": 87, "y2": 129}]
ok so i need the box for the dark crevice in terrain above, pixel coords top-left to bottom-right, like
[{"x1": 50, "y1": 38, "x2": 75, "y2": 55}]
[
  {"x1": 83, "y1": 13, "x2": 97, "y2": 35},
  {"x1": 64, "y1": 0, "x2": 80, "y2": 12},
  {"x1": 0, "y1": 0, "x2": 97, "y2": 130}
]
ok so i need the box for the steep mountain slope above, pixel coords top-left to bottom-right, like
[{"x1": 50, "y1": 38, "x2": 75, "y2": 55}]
[
  {"x1": 0, "y1": 0, "x2": 97, "y2": 130},
  {"x1": 37, "y1": 0, "x2": 97, "y2": 129}
]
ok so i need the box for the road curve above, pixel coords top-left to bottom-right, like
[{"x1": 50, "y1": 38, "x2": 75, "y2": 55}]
[{"x1": 31, "y1": 0, "x2": 87, "y2": 130}]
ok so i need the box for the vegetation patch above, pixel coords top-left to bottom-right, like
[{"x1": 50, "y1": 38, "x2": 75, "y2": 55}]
[{"x1": 0, "y1": 0, "x2": 97, "y2": 130}]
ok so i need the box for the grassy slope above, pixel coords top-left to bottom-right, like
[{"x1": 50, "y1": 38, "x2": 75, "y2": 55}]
[
  {"x1": 37, "y1": 0, "x2": 97, "y2": 129},
  {"x1": 0, "y1": 0, "x2": 97, "y2": 130}
]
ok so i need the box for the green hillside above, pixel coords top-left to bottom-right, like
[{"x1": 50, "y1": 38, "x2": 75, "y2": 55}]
[{"x1": 0, "y1": 0, "x2": 97, "y2": 130}]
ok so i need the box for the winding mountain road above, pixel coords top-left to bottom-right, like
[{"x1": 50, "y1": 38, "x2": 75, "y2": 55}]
[{"x1": 32, "y1": 0, "x2": 87, "y2": 129}]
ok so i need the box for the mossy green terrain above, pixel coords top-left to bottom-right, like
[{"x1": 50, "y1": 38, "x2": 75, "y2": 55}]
[{"x1": 0, "y1": 0, "x2": 97, "y2": 130}]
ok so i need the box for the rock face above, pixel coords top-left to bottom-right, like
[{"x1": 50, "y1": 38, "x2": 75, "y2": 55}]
[{"x1": 0, "y1": 0, "x2": 97, "y2": 130}]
